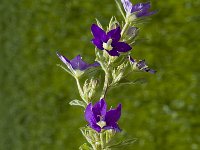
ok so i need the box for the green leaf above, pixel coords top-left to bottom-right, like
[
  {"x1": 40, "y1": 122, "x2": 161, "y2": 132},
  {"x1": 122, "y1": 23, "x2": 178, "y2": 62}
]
[
  {"x1": 95, "y1": 18, "x2": 103, "y2": 28},
  {"x1": 79, "y1": 143, "x2": 92, "y2": 150},
  {"x1": 115, "y1": 0, "x2": 126, "y2": 20},
  {"x1": 56, "y1": 64, "x2": 73, "y2": 76},
  {"x1": 107, "y1": 138, "x2": 137, "y2": 149},
  {"x1": 69, "y1": 100, "x2": 86, "y2": 108}
]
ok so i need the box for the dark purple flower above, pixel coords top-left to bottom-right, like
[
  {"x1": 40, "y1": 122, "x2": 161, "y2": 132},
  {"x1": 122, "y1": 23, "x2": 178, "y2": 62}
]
[
  {"x1": 57, "y1": 52, "x2": 99, "y2": 76},
  {"x1": 85, "y1": 99, "x2": 121, "y2": 133},
  {"x1": 121, "y1": 0, "x2": 157, "y2": 18},
  {"x1": 129, "y1": 56, "x2": 156, "y2": 74},
  {"x1": 91, "y1": 24, "x2": 132, "y2": 56}
]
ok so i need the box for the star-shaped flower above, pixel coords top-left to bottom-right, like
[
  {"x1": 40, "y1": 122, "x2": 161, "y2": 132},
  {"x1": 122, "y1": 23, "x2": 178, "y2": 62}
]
[
  {"x1": 121, "y1": 0, "x2": 157, "y2": 18},
  {"x1": 57, "y1": 52, "x2": 99, "y2": 77},
  {"x1": 85, "y1": 99, "x2": 121, "y2": 132},
  {"x1": 91, "y1": 24, "x2": 132, "y2": 56}
]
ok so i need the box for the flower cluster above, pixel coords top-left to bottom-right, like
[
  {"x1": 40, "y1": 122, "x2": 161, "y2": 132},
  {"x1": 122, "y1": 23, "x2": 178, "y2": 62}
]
[{"x1": 56, "y1": 0, "x2": 157, "y2": 149}]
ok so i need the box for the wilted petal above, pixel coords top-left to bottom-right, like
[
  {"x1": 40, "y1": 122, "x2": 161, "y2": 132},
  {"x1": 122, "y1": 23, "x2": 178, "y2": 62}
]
[
  {"x1": 104, "y1": 104, "x2": 122, "y2": 125},
  {"x1": 143, "y1": 68, "x2": 156, "y2": 74},
  {"x1": 92, "y1": 38, "x2": 104, "y2": 50},
  {"x1": 114, "y1": 42, "x2": 132, "y2": 52},
  {"x1": 121, "y1": 0, "x2": 133, "y2": 13},
  {"x1": 92, "y1": 99, "x2": 107, "y2": 122},
  {"x1": 91, "y1": 24, "x2": 107, "y2": 40},
  {"x1": 137, "y1": 60, "x2": 146, "y2": 69},
  {"x1": 128, "y1": 55, "x2": 136, "y2": 63},
  {"x1": 126, "y1": 27, "x2": 138, "y2": 39},
  {"x1": 134, "y1": 59, "x2": 156, "y2": 74},
  {"x1": 107, "y1": 26, "x2": 121, "y2": 42},
  {"x1": 85, "y1": 103, "x2": 97, "y2": 125}
]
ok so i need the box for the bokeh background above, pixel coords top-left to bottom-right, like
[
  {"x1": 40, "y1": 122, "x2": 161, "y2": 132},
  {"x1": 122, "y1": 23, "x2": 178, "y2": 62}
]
[{"x1": 0, "y1": 0, "x2": 199, "y2": 149}]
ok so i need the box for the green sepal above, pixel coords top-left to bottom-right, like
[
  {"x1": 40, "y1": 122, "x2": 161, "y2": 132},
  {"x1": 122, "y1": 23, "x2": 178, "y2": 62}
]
[
  {"x1": 69, "y1": 100, "x2": 87, "y2": 108},
  {"x1": 117, "y1": 78, "x2": 146, "y2": 86},
  {"x1": 95, "y1": 18, "x2": 103, "y2": 28},
  {"x1": 79, "y1": 143, "x2": 92, "y2": 150}
]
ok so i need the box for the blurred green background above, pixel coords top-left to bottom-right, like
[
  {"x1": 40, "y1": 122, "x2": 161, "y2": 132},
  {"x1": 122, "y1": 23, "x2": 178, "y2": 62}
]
[{"x1": 0, "y1": 0, "x2": 199, "y2": 149}]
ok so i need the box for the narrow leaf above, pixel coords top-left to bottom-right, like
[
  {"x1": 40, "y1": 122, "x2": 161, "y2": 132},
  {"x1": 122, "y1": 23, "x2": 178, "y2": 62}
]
[
  {"x1": 95, "y1": 18, "x2": 103, "y2": 28},
  {"x1": 69, "y1": 100, "x2": 86, "y2": 108},
  {"x1": 79, "y1": 143, "x2": 92, "y2": 150},
  {"x1": 115, "y1": 0, "x2": 126, "y2": 20},
  {"x1": 107, "y1": 138, "x2": 137, "y2": 148}
]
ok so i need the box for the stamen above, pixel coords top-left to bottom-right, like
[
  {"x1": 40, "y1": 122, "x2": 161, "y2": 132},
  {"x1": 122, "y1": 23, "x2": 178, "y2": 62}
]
[{"x1": 103, "y1": 39, "x2": 113, "y2": 51}]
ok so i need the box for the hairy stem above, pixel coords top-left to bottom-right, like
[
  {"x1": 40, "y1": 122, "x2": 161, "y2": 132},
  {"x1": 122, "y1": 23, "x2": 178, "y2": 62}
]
[
  {"x1": 100, "y1": 133, "x2": 104, "y2": 149},
  {"x1": 121, "y1": 21, "x2": 129, "y2": 37},
  {"x1": 75, "y1": 77, "x2": 87, "y2": 104},
  {"x1": 101, "y1": 72, "x2": 109, "y2": 99}
]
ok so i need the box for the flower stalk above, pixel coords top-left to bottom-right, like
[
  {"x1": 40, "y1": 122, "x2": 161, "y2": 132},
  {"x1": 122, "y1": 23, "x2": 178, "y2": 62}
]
[{"x1": 56, "y1": 0, "x2": 157, "y2": 149}]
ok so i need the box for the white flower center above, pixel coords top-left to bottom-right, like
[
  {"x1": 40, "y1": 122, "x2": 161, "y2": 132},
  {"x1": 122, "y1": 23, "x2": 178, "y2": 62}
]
[
  {"x1": 103, "y1": 39, "x2": 113, "y2": 51},
  {"x1": 97, "y1": 121, "x2": 106, "y2": 128}
]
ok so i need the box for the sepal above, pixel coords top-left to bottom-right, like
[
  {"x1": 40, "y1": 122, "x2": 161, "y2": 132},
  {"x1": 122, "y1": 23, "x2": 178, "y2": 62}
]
[
  {"x1": 69, "y1": 99, "x2": 87, "y2": 108},
  {"x1": 79, "y1": 143, "x2": 92, "y2": 150},
  {"x1": 108, "y1": 16, "x2": 119, "y2": 31}
]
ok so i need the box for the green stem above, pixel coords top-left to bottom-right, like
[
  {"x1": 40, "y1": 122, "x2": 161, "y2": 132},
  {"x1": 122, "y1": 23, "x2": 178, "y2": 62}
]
[
  {"x1": 101, "y1": 72, "x2": 109, "y2": 99},
  {"x1": 75, "y1": 77, "x2": 87, "y2": 104},
  {"x1": 100, "y1": 133, "x2": 104, "y2": 149},
  {"x1": 121, "y1": 21, "x2": 129, "y2": 38}
]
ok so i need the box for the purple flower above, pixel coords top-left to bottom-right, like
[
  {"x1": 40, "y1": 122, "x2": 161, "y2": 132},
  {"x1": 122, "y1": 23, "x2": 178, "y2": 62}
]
[
  {"x1": 91, "y1": 24, "x2": 132, "y2": 56},
  {"x1": 57, "y1": 52, "x2": 99, "y2": 77},
  {"x1": 121, "y1": 0, "x2": 156, "y2": 18},
  {"x1": 85, "y1": 99, "x2": 122, "y2": 133},
  {"x1": 129, "y1": 56, "x2": 156, "y2": 74}
]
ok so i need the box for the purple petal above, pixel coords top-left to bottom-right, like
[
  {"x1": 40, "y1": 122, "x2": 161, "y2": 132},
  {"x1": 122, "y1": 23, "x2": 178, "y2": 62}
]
[
  {"x1": 131, "y1": 2, "x2": 150, "y2": 13},
  {"x1": 56, "y1": 52, "x2": 70, "y2": 65},
  {"x1": 90, "y1": 123, "x2": 101, "y2": 133},
  {"x1": 89, "y1": 62, "x2": 100, "y2": 68},
  {"x1": 103, "y1": 123, "x2": 121, "y2": 132},
  {"x1": 137, "y1": 10, "x2": 157, "y2": 17},
  {"x1": 106, "y1": 50, "x2": 120, "y2": 56},
  {"x1": 105, "y1": 104, "x2": 122, "y2": 125},
  {"x1": 121, "y1": 0, "x2": 133, "y2": 13},
  {"x1": 70, "y1": 55, "x2": 89, "y2": 70},
  {"x1": 128, "y1": 55, "x2": 136, "y2": 63},
  {"x1": 137, "y1": 60, "x2": 146, "y2": 69},
  {"x1": 91, "y1": 24, "x2": 106, "y2": 40},
  {"x1": 85, "y1": 103, "x2": 97, "y2": 125},
  {"x1": 143, "y1": 68, "x2": 157, "y2": 74},
  {"x1": 107, "y1": 27, "x2": 121, "y2": 42},
  {"x1": 92, "y1": 38, "x2": 104, "y2": 50},
  {"x1": 114, "y1": 42, "x2": 132, "y2": 52},
  {"x1": 92, "y1": 99, "x2": 107, "y2": 122}
]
